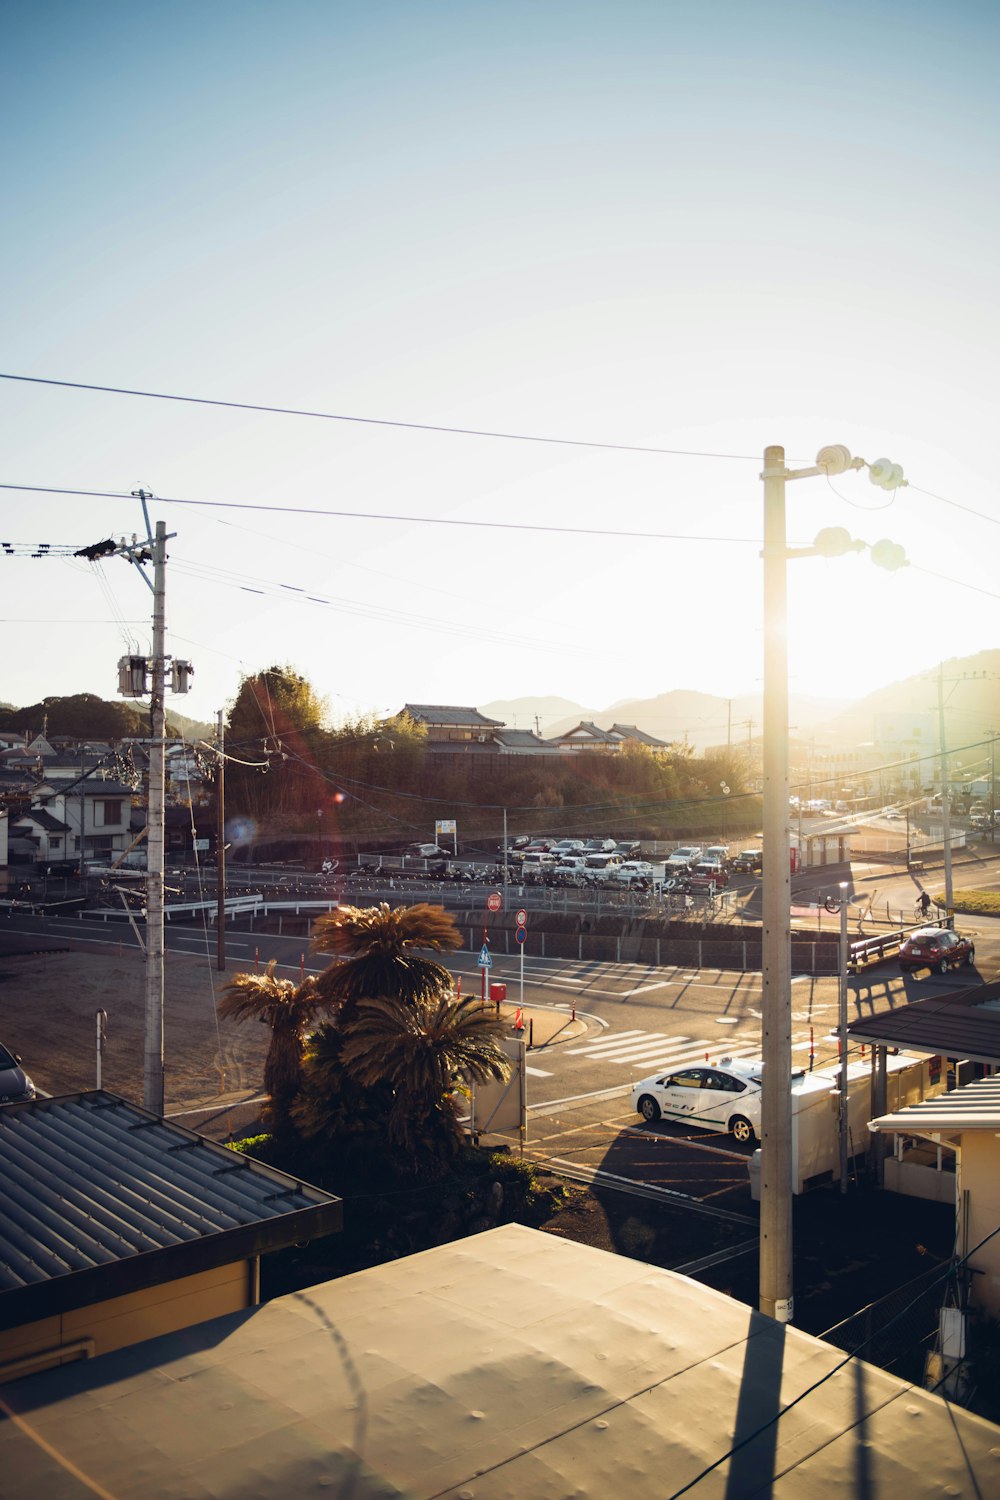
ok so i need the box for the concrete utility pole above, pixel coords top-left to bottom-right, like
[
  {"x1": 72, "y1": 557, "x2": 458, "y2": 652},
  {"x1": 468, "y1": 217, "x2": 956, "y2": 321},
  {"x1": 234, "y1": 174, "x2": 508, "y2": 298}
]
[
  {"x1": 760, "y1": 444, "x2": 794, "y2": 1324},
  {"x1": 216, "y1": 709, "x2": 226, "y2": 972},
  {"x1": 144, "y1": 519, "x2": 168, "y2": 1116},
  {"x1": 937, "y1": 664, "x2": 954, "y2": 918}
]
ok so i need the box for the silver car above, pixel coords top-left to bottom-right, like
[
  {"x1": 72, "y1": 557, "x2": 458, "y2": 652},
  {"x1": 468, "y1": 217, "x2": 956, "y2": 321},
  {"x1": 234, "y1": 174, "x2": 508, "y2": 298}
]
[{"x1": 0, "y1": 1042, "x2": 36, "y2": 1104}]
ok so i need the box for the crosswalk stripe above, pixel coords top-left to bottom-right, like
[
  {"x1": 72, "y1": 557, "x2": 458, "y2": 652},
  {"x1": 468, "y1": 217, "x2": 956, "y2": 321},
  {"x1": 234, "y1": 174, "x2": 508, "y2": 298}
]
[{"x1": 564, "y1": 1030, "x2": 664, "y2": 1055}]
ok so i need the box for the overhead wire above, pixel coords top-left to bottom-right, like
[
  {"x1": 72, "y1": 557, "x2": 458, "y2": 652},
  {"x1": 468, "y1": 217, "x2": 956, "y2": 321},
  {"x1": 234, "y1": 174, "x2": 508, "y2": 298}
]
[
  {"x1": 0, "y1": 482, "x2": 762, "y2": 545},
  {"x1": 0, "y1": 371, "x2": 766, "y2": 460}
]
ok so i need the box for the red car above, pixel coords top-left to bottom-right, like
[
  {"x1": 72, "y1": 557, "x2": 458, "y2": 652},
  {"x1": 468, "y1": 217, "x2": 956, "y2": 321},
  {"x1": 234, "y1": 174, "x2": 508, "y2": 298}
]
[{"x1": 899, "y1": 927, "x2": 975, "y2": 976}]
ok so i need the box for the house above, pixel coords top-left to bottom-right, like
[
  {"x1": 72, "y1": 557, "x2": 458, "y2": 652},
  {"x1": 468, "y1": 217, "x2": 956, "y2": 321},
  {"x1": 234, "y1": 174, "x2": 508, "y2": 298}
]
[
  {"x1": 607, "y1": 722, "x2": 672, "y2": 751},
  {"x1": 548, "y1": 720, "x2": 621, "y2": 752},
  {"x1": 0, "y1": 1090, "x2": 341, "y2": 1380},
  {"x1": 13, "y1": 776, "x2": 135, "y2": 865},
  {"x1": 845, "y1": 978, "x2": 1000, "y2": 1212},
  {"x1": 394, "y1": 704, "x2": 505, "y2": 744},
  {"x1": 869, "y1": 1074, "x2": 1000, "y2": 1318},
  {"x1": 0, "y1": 1223, "x2": 996, "y2": 1496}
]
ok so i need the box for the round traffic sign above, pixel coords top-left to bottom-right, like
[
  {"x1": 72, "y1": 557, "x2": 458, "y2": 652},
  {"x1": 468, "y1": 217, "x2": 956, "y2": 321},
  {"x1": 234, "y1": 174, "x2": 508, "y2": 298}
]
[
  {"x1": 515, "y1": 908, "x2": 527, "y2": 927},
  {"x1": 486, "y1": 891, "x2": 502, "y2": 912},
  {"x1": 515, "y1": 926, "x2": 527, "y2": 944}
]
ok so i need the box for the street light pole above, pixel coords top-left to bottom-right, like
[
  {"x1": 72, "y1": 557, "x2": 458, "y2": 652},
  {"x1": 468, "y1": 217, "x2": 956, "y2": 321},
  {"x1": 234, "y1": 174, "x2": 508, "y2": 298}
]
[{"x1": 760, "y1": 444, "x2": 794, "y2": 1323}]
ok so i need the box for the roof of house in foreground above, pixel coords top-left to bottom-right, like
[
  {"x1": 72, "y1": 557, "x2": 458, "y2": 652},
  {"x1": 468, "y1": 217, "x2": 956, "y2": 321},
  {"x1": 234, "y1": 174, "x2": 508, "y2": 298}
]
[
  {"x1": 0, "y1": 1091, "x2": 342, "y2": 1330},
  {"x1": 0, "y1": 1223, "x2": 995, "y2": 1498}
]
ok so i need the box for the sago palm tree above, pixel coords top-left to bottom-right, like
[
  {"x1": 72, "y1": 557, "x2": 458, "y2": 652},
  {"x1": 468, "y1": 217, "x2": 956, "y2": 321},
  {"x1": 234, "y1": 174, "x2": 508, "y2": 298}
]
[
  {"x1": 217, "y1": 960, "x2": 328, "y2": 1130},
  {"x1": 310, "y1": 902, "x2": 461, "y2": 1019},
  {"x1": 338, "y1": 992, "x2": 510, "y2": 1167}
]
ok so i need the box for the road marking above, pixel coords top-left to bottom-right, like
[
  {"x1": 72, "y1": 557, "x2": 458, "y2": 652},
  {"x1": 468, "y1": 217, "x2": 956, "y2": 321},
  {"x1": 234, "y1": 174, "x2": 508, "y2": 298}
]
[{"x1": 525, "y1": 1065, "x2": 553, "y2": 1078}]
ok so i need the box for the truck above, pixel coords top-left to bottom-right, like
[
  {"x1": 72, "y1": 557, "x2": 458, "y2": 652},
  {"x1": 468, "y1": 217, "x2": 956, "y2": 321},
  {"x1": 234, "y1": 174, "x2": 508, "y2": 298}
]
[{"x1": 750, "y1": 1051, "x2": 944, "y2": 1196}]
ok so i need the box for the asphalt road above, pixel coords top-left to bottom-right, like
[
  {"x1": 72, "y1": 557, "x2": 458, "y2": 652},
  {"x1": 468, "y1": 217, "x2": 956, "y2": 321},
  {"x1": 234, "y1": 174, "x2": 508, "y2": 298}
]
[{"x1": 7, "y1": 903, "x2": 998, "y2": 1218}]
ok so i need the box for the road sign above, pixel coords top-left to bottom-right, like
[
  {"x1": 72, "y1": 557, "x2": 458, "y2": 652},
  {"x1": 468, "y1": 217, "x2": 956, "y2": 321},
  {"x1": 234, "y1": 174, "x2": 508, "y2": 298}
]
[
  {"x1": 515, "y1": 926, "x2": 526, "y2": 944},
  {"x1": 486, "y1": 891, "x2": 502, "y2": 912},
  {"x1": 515, "y1": 908, "x2": 527, "y2": 926},
  {"x1": 478, "y1": 944, "x2": 493, "y2": 968}
]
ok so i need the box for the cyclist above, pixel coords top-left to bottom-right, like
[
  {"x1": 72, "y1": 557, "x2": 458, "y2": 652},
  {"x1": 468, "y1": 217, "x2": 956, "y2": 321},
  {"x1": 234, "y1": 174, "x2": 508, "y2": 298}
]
[{"x1": 918, "y1": 889, "x2": 932, "y2": 919}]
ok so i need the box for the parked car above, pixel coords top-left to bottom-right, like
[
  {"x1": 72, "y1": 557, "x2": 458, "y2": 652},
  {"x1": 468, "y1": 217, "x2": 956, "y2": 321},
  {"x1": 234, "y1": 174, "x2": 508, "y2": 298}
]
[
  {"x1": 615, "y1": 840, "x2": 640, "y2": 858},
  {"x1": 631, "y1": 1056, "x2": 765, "y2": 1145},
  {"x1": 405, "y1": 843, "x2": 445, "y2": 859},
  {"x1": 616, "y1": 860, "x2": 655, "y2": 885},
  {"x1": 0, "y1": 1043, "x2": 36, "y2": 1105},
  {"x1": 703, "y1": 845, "x2": 731, "y2": 865},
  {"x1": 583, "y1": 838, "x2": 618, "y2": 853},
  {"x1": 549, "y1": 839, "x2": 586, "y2": 857},
  {"x1": 731, "y1": 848, "x2": 763, "y2": 873},
  {"x1": 689, "y1": 861, "x2": 729, "y2": 888},
  {"x1": 583, "y1": 853, "x2": 623, "y2": 880},
  {"x1": 899, "y1": 927, "x2": 975, "y2": 976},
  {"x1": 666, "y1": 845, "x2": 703, "y2": 870}
]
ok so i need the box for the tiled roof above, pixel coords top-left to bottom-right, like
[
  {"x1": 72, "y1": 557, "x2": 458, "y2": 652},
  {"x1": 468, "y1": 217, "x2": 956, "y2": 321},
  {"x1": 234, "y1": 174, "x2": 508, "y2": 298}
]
[
  {"x1": 608, "y1": 723, "x2": 671, "y2": 746},
  {"x1": 399, "y1": 704, "x2": 505, "y2": 728},
  {"x1": 846, "y1": 980, "x2": 1000, "y2": 1066},
  {"x1": 12, "y1": 809, "x2": 69, "y2": 833},
  {"x1": 0, "y1": 1091, "x2": 341, "y2": 1327}
]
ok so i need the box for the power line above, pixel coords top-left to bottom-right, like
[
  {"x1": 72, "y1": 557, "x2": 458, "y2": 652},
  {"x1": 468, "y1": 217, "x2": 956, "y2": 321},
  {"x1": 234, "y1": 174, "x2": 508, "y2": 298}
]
[
  {"x1": 0, "y1": 483, "x2": 761, "y2": 545},
  {"x1": 0, "y1": 371, "x2": 764, "y2": 460}
]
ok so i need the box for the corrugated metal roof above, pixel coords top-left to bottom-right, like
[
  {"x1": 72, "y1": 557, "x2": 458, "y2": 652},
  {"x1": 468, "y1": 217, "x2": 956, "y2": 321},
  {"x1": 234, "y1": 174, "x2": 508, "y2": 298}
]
[
  {"x1": 870, "y1": 1073, "x2": 1000, "y2": 1134},
  {"x1": 846, "y1": 980, "x2": 1000, "y2": 1065},
  {"x1": 0, "y1": 1225, "x2": 996, "y2": 1498},
  {"x1": 0, "y1": 1092, "x2": 341, "y2": 1326}
]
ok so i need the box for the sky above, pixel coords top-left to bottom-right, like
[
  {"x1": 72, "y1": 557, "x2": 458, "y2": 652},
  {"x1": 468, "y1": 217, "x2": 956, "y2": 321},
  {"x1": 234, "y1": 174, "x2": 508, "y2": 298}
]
[{"x1": 2, "y1": 0, "x2": 998, "y2": 734}]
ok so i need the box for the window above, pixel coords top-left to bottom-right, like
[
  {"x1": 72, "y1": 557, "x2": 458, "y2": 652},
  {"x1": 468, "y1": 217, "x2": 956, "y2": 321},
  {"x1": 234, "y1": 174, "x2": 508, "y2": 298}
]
[
  {"x1": 94, "y1": 799, "x2": 122, "y2": 827},
  {"x1": 668, "y1": 1070, "x2": 705, "y2": 1090}
]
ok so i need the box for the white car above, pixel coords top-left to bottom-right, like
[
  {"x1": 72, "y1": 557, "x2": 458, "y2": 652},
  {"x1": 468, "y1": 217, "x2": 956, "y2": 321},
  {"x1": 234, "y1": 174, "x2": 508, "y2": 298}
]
[
  {"x1": 631, "y1": 1056, "x2": 764, "y2": 1145},
  {"x1": 616, "y1": 860, "x2": 655, "y2": 884},
  {"x1": 666, "y1": 845, "x2": 703, "y2": 870}
]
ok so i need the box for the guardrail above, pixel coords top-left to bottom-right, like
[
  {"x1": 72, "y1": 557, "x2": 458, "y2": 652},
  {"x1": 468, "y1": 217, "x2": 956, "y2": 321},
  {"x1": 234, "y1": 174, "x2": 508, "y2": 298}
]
[{"x1": 847, "y1": 930, "x2": 907, "y2": 973}]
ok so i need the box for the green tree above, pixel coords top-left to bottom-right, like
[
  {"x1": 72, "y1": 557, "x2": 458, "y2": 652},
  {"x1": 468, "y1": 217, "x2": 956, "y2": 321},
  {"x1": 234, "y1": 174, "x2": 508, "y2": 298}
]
[
  {"x1": 339, "y1": 993, "x2": 509, "y2": 1165},
  {"x1": 224, "y1": 665, "x2": 329, "y2": 821},
  {"x1": 291, "y1": 901, "x2": 472, "y2": 1175},
  {"x1": 310, "y1": 901, "x2": 461, "y2": 1020},
  {"x1": 217, "y1": 960, "x2": 328, "y2": 1132}
]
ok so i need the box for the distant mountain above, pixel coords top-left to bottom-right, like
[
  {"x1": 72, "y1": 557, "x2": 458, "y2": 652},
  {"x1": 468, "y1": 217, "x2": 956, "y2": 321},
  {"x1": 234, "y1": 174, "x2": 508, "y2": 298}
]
[
  {"x1": 821, "y1": 649, "x2": 1000, "y2": 747},
  {"x1": 483, "y1": 689, "x2": 849, "y2": 751},
  {"x1": 479, "y1": 696, "x2": 591, "y2": 734}
]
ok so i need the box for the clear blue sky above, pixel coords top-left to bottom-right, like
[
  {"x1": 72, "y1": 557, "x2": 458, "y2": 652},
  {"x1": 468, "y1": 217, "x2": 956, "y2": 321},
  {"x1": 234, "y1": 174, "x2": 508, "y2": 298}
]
[{"x1": 3, "y1": 0, "x2": 998, "y2": 730}]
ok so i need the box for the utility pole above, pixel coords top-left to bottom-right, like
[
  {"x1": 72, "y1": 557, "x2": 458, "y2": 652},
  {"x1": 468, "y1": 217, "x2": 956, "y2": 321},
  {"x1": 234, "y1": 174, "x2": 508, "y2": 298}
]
[
  {"x1": 144, "y1": 519, "x2": 168, "y2": 1116},
  {"x1": 760, "y1": 444, "x2": 793, "y2": 1324},
  {"x1": 216, "y1": 709, "x2": 226, "y2": 972}
]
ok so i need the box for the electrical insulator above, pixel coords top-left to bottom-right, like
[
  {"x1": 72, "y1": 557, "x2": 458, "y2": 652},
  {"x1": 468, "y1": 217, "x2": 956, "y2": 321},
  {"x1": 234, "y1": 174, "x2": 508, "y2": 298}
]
[
  {"x1": 869, "y1": 457, "x2": 906, "y2": 490},
  {"x1": 118, "y1": 655, "x2": 149, "y2": 697},
  {"x1": 815, "y1": 444, "x2": 853, "y2": 475},
  {"x1": 813, "y1": 526, "x2": 861, "y2": 557},
  {"x1": 870, "y1": 539, "x2": 908, "y2": 571},
  {"x1": 171, "y1": 660, "x2": 194, "y2": 694}
]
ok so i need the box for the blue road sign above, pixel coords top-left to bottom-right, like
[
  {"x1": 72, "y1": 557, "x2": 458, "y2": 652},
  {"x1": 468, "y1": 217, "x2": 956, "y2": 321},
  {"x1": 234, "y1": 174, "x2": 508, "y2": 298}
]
[
  {"x1": 515, "y1": 926, "x2": 527, "y2": 944},
  {"x1": 478, "y1": 944, "x2": 493, "y2": 967}
]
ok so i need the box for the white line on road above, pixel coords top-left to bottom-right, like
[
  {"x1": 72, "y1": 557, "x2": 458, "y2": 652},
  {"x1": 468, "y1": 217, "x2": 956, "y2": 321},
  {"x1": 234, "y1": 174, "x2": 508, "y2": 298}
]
[{"x1": 525, "y1": 1065, "x2": 553, "y2": 1078}]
